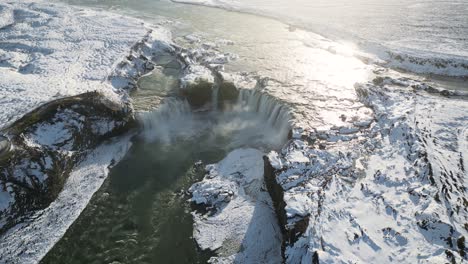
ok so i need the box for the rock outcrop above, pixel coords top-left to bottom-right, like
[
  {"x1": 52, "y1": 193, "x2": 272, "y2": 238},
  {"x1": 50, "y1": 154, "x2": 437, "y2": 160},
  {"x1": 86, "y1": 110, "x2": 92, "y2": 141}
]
[{"x1": 0, "y1": 92, "x2": 134, "y2": 234}]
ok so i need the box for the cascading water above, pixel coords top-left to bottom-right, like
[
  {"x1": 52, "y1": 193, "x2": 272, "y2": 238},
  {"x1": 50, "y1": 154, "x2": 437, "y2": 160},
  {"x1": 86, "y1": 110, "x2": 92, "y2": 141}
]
[
  {"x1": 211, "y1": 83, "x2": 219, "y2": 111},
  {"x1": 44, "y1": 72, "x2": 293, "y2": 263},
  {"x1": 138, "y1": 88, "x2": 291, "y2": 149},
  {"x1": 138, "y1": 99, "x2": 202, "y2": 144},
  {"x1": 234, "y1": 89, "x2": 291, "y2": 137}
]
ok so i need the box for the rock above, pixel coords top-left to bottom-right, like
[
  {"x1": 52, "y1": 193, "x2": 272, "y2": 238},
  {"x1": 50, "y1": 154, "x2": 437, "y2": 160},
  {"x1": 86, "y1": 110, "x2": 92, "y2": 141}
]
[
  {"x1": 265, "y1": 77, "x2": 468, "y2": 263},
  {"x1": 219, "y1": 81, "x2": 239, "y2": 101},
  {"x1": 0, "y1": 91, "x2": 134, "y2": 235},
  {"x1": 0, "y1": 135, "x2": 10, "y2": 160},
  {"x1": 180, "y1": 80, "x2": 213, "y2": 108},
  {"x1": 179, "y1": 65, "x2": 215, "y2": 108}
]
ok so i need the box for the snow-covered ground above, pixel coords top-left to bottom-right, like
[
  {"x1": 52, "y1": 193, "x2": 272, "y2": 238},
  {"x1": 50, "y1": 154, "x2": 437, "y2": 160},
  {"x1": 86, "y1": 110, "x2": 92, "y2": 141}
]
[
  {"x1": 189, "y1": 148, "x2": 282, "y2": 263},
  {"x1": 0, "y1": 136, "x2": 132, "y2": 264},
  {"x1": 0, "y1": 0, "x2": 152, "y2": 128},
  {"x1": 0, "y1": 1, "x2": 174, "y2": 263},
  {"x1": 266, "y1": 75, "x2": 468, "y2": 263},
  {"x1": 0, "y1": 0, "x2": 467, "y2": 263}
]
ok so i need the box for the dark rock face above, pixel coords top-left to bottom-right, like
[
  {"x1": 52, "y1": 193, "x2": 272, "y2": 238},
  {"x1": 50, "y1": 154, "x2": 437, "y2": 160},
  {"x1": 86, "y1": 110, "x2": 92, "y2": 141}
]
[
  {"x1": 218, "y1": 81, "x2": 239, "y2": 110},
  {"x1": 263, "y1": 156, "x2": 288, "y2": 259},
  {"x1": 0, "y1": 136, "x2": 11, "y2": 161},
  {"x1": 180, "y1": 80, "x2": 213, "y2": 108},
  {"x1": 0, "y1": 92, "x2": 134, "y2": 234},
  {"x1": 265, "y1": 152, "x2": 319, "y2": 262}
]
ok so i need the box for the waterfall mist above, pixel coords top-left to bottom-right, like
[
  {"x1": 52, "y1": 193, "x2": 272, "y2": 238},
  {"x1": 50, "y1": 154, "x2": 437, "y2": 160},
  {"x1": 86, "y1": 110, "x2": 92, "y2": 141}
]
[{"x1": 138, "y1": 90, "x2": 291, "y2": 150}]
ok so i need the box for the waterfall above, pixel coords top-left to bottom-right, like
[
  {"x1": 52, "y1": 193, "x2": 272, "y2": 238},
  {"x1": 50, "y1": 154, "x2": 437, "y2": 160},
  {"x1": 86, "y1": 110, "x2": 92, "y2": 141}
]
[
  {"x1": 138, "y1": 98, "x2": 203, "y2": 143},
  {"x1": 211, "y1": 83, "x2": 219, "y2": 111},
  {"x1": 234, "y1": 89, "x2": 292, "y2": 137},
  {"x1": 138, "y1": 88, "x2": 292, "y2": 149}
]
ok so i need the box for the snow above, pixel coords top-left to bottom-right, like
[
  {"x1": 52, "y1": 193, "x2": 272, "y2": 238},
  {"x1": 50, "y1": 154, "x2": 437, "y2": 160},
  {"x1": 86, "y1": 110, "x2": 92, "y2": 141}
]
[
  {"x1": 176, "y1": 42, "x2": 239, "y2": 89},
  {"x1": 0, "y1": 0, "x2": 157, "y2": 128},
  {"x1": 180, "y1": 64, "x2": 215, "y2": 89},
  {"x1": 0, "y1": 4, "x2": 13, "y2": 30},
  {"x1": 0, "y1": 188, "x2": 13, "y2": 213},
  {"x1": 267, "y1": 75, "x2": 468, "y2": 263},
  {"x1": 0, "y1": 0, "x2": 465, "y2": 263},
  {"x1": 285, "y1": 150, "x2": 309, "y2": 164},
  {"x1": 189, "y1": 148, "x2": 282, "y2": 263},
  {"x1": 0, "y1": 135, "x2": 133, "y2": 264},
  {"x1": 25, "y1": 109, "x2": 84, "y2": 151},
  {"x1": 267, "y1": 151, "x2": 283, "y2": 170}
]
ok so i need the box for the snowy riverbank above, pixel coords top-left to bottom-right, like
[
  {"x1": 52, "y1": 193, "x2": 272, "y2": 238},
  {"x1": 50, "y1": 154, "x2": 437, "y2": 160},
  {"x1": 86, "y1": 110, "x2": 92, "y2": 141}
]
[
  {"x1": 0, "y1": 1, "x2": 173, "y2": 262},
  {"x1": 265, "y1": 75, "x2": 468, "y2": 263}
]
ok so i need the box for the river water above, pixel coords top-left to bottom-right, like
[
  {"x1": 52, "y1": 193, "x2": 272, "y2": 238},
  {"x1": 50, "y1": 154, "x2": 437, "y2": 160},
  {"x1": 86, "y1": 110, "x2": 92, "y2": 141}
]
[{"x1": 174, "y1": 0, "x2": 468, "y2": 59}]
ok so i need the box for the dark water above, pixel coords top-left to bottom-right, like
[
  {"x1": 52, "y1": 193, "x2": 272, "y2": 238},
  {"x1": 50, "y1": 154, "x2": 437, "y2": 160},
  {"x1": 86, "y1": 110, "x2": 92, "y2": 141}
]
[{"x1": 41, "y1": 135, "x2": 226, "y2": 264}]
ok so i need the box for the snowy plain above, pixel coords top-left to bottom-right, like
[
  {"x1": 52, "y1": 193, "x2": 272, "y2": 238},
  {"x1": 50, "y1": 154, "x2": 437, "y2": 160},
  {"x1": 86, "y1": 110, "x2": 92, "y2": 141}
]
[{"x1": 0, "y1": 1, "x2": 149, "y2": 128}]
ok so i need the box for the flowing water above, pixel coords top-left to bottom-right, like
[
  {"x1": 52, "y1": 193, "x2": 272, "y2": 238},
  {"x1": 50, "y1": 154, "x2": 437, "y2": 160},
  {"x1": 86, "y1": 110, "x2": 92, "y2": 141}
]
[{"x1": 174, "y1": 0, "x2": 468, "y2": 60}]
